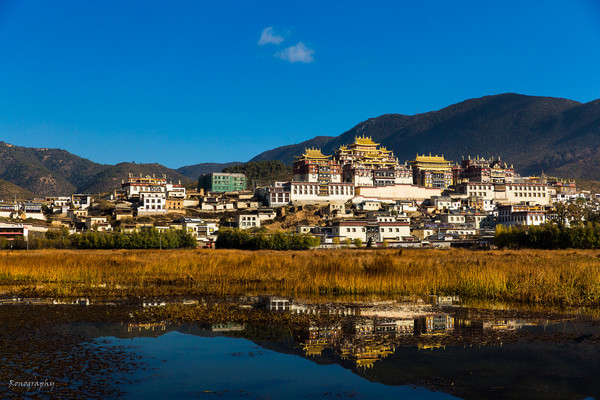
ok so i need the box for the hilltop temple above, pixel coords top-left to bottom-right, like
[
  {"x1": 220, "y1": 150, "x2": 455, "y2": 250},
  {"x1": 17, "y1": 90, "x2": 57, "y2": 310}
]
[{"x1": 334, "y1": 136, "x2": 413, "y2": 186}]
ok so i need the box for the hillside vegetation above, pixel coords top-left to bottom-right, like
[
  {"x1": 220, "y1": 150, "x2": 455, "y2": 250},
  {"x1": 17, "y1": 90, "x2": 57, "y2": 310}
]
[
  {"x1": 0, "y1": 178, "x2": 38, "y2": 200},
  {"x1": 223, "y1": 160, "x2": 292, "y2": 188},
  {"x1": 0, "y1": 142, "x2": 192, "y2": 196}
]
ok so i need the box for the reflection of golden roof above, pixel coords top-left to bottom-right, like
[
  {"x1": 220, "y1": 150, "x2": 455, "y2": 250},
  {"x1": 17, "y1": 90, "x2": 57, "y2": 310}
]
[
  {"x1": 303, "y1": 343, "x2": 326, "y2": 356},
  {"x1": 356, "y1": 359, "x2": 376, "y2": 368},
  {"x1": 295, "y1": 147, "x2": 330, "y2": 160},
  {"x1": 418, "y1": 342, "x2": 446, "y2": 351}
]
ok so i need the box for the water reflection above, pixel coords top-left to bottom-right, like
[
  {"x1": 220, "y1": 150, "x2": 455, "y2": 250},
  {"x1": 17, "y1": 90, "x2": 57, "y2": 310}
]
[{"x1": 2, "y1": 294, "x2": 600, "y2": 399}]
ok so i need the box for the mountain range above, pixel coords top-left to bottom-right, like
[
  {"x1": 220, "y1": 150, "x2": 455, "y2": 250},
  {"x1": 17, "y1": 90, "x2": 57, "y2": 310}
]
[
  {"x1": 250, "y1": 93, "x2": 600, "y2": 179},
  {"x1": 1, "y1": 93, "x2": 599, "y2": 198}
]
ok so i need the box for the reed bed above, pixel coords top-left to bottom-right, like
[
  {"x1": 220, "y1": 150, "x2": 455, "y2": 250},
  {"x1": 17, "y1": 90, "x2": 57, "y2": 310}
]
[{"x1": 1, "y1": 248, "x2": 600, "y2": 306}]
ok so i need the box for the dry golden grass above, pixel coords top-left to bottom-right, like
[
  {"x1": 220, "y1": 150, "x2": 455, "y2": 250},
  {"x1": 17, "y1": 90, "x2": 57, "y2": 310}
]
[{"x1": 1, "y1": 248, "x2": 600, "y2": 306}]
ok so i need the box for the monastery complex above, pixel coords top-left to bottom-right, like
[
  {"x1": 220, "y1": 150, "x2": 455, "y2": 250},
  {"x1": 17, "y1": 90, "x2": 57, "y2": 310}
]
[{"x1": 264, "y1": 136, "x2": 560, "y2": 210}]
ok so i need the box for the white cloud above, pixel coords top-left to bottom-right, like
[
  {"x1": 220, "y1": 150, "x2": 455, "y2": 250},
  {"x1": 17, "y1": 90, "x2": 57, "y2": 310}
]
[
  {"x1": 258, "y1": 27, "x2": 284, "y2": 45},
  {"x1": 276, "y1": 42, "x2": 315, "y2": 64}
]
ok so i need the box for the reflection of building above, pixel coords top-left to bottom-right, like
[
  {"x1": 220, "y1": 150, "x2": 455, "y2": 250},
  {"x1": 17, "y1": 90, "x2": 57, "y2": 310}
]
[
  {"x1": 290, "y1": 301, "x2": 357, "y2": 316},
  {"x1": 456, "y1": 318, "x2": 517, "y2": 332},
  {"x1": 209, "y1": 323, "x2": 245, "y2": 332},
  {"x1": 268, "y1": 297, "x2": 290, "y2": 312},
  {"x1": 340, "y1": 340, "x2": 395, "y2": 369},
  {"x1": 347, "y1": 320, "x2": 374, "y2": 337},
  {"x1": 127, "y1": 321, "x2": 168, "y2": 333},
  {"x1": 308, "y1": 324, "x2": 342, "y2": 341},
  {"x1": 303, "y1": 324, "x2": 342, "y2": 357},
  {"x1": 374, "y1": 319, "x2": 414, "y2": 335},
  {"x1": 415, "y1": 314, "x2": 454, "y2": 334},
  {"x1": 428, "y1": 295, "x2": 460, "y2": 306},
  {"x1": 417, "y1": 342, "x2": 446, "y2": 351}
]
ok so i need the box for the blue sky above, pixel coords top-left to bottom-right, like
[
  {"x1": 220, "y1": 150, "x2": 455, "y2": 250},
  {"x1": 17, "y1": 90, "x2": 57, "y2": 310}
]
[{"x1": 1, "y1": 0, "x2": 599, "y2": 168}]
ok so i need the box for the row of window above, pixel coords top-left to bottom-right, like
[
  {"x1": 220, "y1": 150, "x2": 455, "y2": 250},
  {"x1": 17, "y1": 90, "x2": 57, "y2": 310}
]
[
  {"x1": 513, "y1": 192, "x2": 546, "y2": 198},
  {"x1": 290, "y1": 185, "x2": 354, "y2": 196},
  {"x1": 470, "y1": 185, "x2": 493, "y2": 190},
  {"x1": 341, "y1": 227, "x2": 404, "y2": 233},
  {"x1": 270, "y1": 193, "x2": 290, "y2": 203},
  {"x1": 144, "y1": 198, "x2": 164, "y2": 204},
  {"x1": 498, "y1": 215, "x2": 544, "y2": 222}
]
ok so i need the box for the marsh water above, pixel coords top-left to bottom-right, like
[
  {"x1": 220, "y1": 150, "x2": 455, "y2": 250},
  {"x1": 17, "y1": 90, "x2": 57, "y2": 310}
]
[{"x1": 1, "y1": 295, "x2": 600, "y2": 399}]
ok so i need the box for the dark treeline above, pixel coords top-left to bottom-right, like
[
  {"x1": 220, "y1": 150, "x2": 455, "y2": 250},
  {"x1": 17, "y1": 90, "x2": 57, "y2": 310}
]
[
  {"x1": 222, "y1": 160, "x2": 292, "y2": 188},
  {"x1": 495, "y1": 223, "x2": 600, "y2": 249},
  {"x1": 0, "y1": 227, "x2": 196, "y2": 250},
  {"x1": 216, "y1": 228, "x2": 320, "y2": 250}
]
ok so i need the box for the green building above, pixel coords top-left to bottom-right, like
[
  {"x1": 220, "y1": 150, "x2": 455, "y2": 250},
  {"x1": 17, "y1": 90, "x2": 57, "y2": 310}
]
[{"x1": 199, "y1": 172, "x2": 246, "y2": 193}]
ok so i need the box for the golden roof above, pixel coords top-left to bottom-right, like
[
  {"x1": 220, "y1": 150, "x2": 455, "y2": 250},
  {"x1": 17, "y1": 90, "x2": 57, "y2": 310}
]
[
  {"x1": 295, "y1": 147, "x2": 330, "y2": 160},
  {"x1": 354, "y1": 135, "x2": 378, "y2": 146},
  {"x1": 412, "y1": 153, "x2": 450, "y2": 163}
]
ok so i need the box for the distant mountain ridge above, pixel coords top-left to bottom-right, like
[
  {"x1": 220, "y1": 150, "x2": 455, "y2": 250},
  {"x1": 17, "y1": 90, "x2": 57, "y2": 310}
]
[
  {"x1": 0, "y1": 142, "x2": 193, "y2": 197},
  {"x1": 250, "y1": 93, "x2": 600, "y2": 179},
  {"x1": 176, "y1": 162, "x2": 244, "y2": 179},
  {"x1": 0, "y1": 178, "x2": 37, "y2": 201}
]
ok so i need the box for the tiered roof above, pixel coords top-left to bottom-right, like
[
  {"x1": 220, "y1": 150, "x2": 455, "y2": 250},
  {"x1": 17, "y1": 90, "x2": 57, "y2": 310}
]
[
  {"x1": 412, "y1": 154, "x2": 451, "y2": 164},
  {"x1": 295, "y1": 147, "x2": 331, "y2": 161},
  {"x1": 335, "y1": 137, "x2": 399, "y2": 168},
  {"x1": 353, "y1": 135, "x2": 378, "y2": 146}
]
